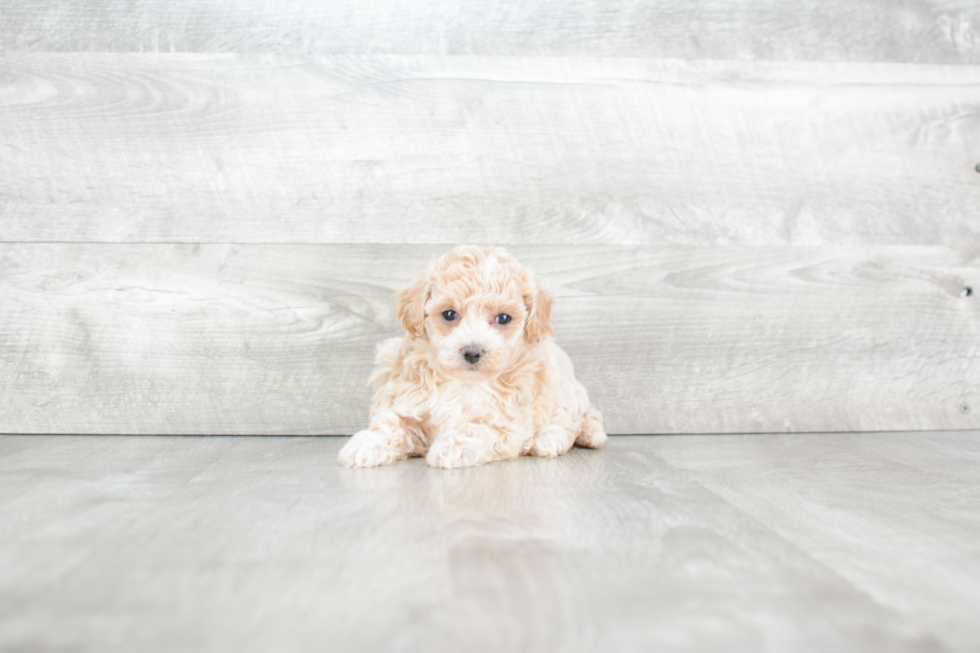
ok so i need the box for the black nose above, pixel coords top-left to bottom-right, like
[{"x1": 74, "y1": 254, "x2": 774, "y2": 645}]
[{"x1": 463, "y1": 346, "x2": 483, "y2": 365}]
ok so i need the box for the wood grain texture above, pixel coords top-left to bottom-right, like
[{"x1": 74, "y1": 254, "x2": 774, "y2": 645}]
[
  {"x1": 654, "y1": 432, "x2": 980, "y2": 652},
  {"x1": 1, "y1": 0, "x2": 979, "y2": 63},
  {"x1": 2, "y1": 244, "x2": 977, "y2": 435},
  {"x1": 3, "y1": 432, "x2": 979, "y2": 652},
  {"x1": 1, "y1": 55, "x2": 978, "y2": 246}
]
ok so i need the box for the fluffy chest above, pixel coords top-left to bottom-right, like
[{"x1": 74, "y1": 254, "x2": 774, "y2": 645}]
[{"x1": 428, "y1": 380, "x2": 498, "y2": 427}]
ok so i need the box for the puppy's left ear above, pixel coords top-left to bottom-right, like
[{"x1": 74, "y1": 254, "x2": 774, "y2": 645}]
[
  {"x1": 524, "y1": 278, "x2": 554, "y2": 345},
  {"x1": 396, "y1": 272, "x2": 430, "y2": 338}
]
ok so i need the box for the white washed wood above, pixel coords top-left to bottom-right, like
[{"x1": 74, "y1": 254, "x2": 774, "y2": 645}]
[
  {"x1": 1, "y1": 244, "x2": 976, "y2": 435},
  {"x1": 654, "y1": 432, "x2": 980, "y2": 652},
  {"x1": 2, "y1": 433, "x2": 978, "y2": 652},
  {"x1": 1, "y1": 0, "x2": 978, "y2": 63},
  {"x1": 1, "y1": 55, "x2": 978, "y2": 246}
]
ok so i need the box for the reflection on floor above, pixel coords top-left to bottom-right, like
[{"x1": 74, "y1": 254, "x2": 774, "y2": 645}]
[{"x1": 2, "y1": 432, "x2": 978, "y2": 652}]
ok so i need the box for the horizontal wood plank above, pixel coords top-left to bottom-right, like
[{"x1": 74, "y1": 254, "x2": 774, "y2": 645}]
[
  {"x1": 1, "y1": 243, "x2": 976, "y2": 435},
  {"x1": 1, "y1": 1, "x2": 978, "y2": 64},
  {"x1": 1, "y1": 55, "x2": 979, "y2": 246}
]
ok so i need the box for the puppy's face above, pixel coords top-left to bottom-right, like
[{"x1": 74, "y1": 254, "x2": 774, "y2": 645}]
[
  {"x1": 425, "y1": 274, "x2": 528, "y2": 381},
  {"x1": 397, "y1": 246, "x2": 553, "y2": 381}
]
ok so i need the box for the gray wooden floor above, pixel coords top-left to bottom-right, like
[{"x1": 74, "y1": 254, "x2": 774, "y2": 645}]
[{"x1": 2, "y1": 432, "x2": 979, "y2": 652}]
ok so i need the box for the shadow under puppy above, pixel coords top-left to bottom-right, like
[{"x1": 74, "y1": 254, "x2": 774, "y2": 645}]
[{"x1": 339, "y1": 245, "x2": 606, "y2": 469}]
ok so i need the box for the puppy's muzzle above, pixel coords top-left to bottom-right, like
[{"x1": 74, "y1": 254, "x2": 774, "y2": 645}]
[{"x1": 462, "y1": 345, "x2": 484, "y2": 365}]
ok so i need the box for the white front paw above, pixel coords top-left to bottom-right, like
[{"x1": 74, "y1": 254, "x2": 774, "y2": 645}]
[
  {"x1": 425, "y1": 433, "x2": 487, "y2": 469},
  {"x1": 338, "y1": 430, "x2": 403, "y2": 468},
  {"x1": 529, "y1": 426, "x2": 572, "y2": 458}
]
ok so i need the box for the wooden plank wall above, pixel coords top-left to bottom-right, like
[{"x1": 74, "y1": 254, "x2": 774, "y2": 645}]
[{"x1": 1, "y1": 1, "x2": 978, "y2": 435}]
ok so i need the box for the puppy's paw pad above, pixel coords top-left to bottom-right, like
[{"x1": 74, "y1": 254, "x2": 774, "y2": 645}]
[
  {"x1": 530, "y1": 427, "x2": 572, "y2": 458},
  {"x1": 426, "y1": 435, "x2": 486, "y2": 469},
  {"x1": 338, "y1": 430, "x2": 401, "y2": 468}
]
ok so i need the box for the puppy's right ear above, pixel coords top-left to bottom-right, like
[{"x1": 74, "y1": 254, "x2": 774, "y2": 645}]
[{"x1": 396, "y1": 273, "x2": 430, "y2": 338}]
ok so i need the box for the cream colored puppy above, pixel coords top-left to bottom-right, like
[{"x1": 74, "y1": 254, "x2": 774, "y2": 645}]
[{"x1": 339, "y1": 246, "x2": 606, "y2": 469}]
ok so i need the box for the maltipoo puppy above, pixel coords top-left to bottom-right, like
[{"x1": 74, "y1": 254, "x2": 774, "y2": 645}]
[{"x1": 339, "y1": 245, "x2": 606, "y2": 469}]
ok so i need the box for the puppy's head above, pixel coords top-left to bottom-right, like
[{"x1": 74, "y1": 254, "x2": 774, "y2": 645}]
[{"x1": 397, "y1": 246, "x2": 553, "y2": 380}]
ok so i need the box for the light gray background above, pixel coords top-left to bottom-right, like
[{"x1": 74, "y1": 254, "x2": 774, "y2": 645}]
[
  {"x1": 3, "y1": 4, "x2": 980, "y2": 652},
  {"x1": 1, "y1": 0, "x2": 978, "y2": 435}
]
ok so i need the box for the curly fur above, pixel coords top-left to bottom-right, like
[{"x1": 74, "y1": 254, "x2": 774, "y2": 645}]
[{"x1": 339, "y1": 245, "x2": 606, "y2": 469}]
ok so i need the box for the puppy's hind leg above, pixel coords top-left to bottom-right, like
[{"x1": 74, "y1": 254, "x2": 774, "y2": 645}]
[
  {"x1": 339, "y1": 411, "x2": 427, "y2": 468},
  {"x1": 574, "y1": 407, "x2": 607, "y2": 449},
  {"x1": 529, "y1": 424, "x2": 576, "y2": 458}
]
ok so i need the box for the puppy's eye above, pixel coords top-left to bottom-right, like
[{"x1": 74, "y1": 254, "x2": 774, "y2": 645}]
[
  {"x1": 495, "y1": 314, "x2": 512, "y2": 325},
  {"x1": 442, "y1": 310, "x2": 458, "y2": 321}
]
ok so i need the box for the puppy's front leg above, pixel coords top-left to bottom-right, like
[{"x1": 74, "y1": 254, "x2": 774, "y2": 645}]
[
  {"x1": 338, "y1": 410, "x2": 426, "y2": 468},
  {"x1": 425, "y1": 422, "x2": 521, "y2": 469}
]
